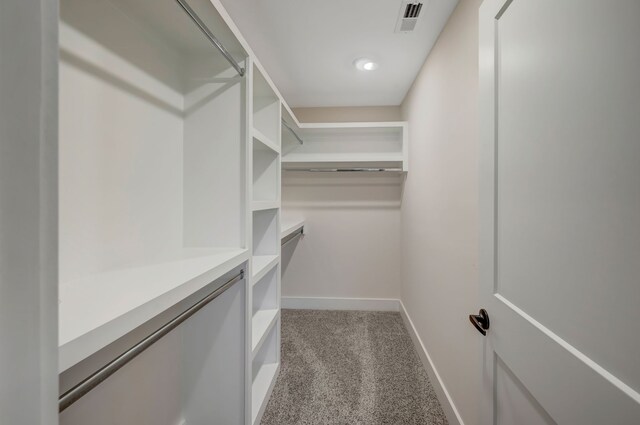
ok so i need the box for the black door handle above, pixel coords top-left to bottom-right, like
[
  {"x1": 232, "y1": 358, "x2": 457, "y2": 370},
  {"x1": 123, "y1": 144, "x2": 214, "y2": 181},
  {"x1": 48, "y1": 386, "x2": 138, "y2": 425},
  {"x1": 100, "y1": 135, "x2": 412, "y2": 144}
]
[{"x1": 469, "y1": 309, "x2": 490, "y2": 336}]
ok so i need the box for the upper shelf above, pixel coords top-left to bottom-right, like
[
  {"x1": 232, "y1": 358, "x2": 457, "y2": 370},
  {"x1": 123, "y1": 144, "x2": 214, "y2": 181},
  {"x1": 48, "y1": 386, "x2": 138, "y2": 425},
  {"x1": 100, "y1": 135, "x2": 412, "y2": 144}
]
[
  {"x1": 253, "y1": 64, "x2": 281, "y2": 146},
  {"x1": 62, "y1": 0, "x2": 248, "y2": 72},
  {"x1": 281, "y1": 122, "x2": 408, "y2": 172}
]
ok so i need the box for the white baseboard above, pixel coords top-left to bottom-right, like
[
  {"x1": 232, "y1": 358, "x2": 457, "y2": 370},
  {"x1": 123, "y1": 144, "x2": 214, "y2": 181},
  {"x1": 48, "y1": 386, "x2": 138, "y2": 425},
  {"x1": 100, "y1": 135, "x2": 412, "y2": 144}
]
[
  {"x1": 399, "y1": 301, "x2": 464, "y2": 425},
  {"x1": 281, "y1": 296, "x2": 400, "y2": 312}
]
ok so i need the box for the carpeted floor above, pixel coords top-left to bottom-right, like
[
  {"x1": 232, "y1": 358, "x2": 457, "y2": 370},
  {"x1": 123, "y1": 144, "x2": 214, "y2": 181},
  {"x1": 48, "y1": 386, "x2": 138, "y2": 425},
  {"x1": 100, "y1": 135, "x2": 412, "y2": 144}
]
[{"x1": 261, "y1": 309, "x2": 448, "y2": 425}]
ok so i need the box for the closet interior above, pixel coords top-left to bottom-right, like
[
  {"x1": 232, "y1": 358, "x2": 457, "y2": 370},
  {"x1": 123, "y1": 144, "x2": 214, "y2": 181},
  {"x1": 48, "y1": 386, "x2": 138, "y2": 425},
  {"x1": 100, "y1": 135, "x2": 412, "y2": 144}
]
[
  {"x1": 5, "y1": 0, "x2": 639, "y2": 423},
  {"x1": 3, "y1": 0, "x2": 638, "y2": 424},
  {"x1": 56, "y1": 0, "x2": 407, "y2": 423}
]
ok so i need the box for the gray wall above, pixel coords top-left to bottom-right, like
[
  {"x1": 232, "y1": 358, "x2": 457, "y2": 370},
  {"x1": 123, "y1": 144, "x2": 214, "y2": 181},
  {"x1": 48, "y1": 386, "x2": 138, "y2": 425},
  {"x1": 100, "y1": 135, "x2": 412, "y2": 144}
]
[{"x1": 400, "y1": 1, "x2": 482, "y2": 424}]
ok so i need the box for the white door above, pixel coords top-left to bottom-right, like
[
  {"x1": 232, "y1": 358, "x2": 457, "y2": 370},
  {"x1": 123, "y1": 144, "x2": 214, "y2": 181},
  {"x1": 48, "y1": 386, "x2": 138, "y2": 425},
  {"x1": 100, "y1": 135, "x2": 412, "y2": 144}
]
[
  {"x1": 0, "y1": 0, "x2": 58, "y2": 424},
  {"x1": 478, "y1": 0, "x2": 640, "y2": 424}
]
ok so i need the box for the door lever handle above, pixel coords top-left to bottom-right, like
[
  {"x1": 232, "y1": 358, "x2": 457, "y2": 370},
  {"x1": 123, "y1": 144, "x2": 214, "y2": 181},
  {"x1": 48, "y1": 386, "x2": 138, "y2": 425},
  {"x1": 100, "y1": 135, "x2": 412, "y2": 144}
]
[{"x1": 469, "y1": 309, "x2": 490, "y2": 336}]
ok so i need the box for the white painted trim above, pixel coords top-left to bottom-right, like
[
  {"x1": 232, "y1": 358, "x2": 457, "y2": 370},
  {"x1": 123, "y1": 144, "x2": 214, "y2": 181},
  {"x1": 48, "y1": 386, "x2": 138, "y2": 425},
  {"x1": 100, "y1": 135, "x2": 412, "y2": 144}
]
[
  {"x1": 399, "y1": 301, "x2": 464, "y2": 425},
  {"x1": 282, "y1": 296, "x2": 400, "y2": 312}
]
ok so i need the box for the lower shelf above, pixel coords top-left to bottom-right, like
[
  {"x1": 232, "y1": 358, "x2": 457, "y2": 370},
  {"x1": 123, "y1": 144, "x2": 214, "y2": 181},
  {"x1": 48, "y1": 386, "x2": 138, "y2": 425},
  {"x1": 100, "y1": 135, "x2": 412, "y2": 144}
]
[
  {"x1": 252, "y1": 200, "x2": 279, "y2": 211},
  {"x1": 252, "y1": 254, "x2": 279, "y2": 283},
  {"x1": 252, "y1": 309, "x2": 279, "y2": 355},
  {"x1": 281, "y1": 153, "x2": 405, "y2": 171},
  {"x1": 58, "y1": 248, "x2": 249, "y2": 372},
  {"x1": 252, "y1": 362, "x2": 280, "y2": 425}
]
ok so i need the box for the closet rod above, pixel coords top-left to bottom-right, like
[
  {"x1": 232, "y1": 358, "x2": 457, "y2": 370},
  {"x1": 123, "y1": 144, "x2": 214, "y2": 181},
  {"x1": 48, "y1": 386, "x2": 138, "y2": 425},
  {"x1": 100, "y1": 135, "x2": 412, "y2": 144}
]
[
  {"x1": 282, "y1": 119, "x2": 304, "y2": 145},
  {"x1": 284, "y1": 168, "x2": 403, "y2": 172},
  {"x1": 175, "y1": 0, "x2": 245, "y2": 76},
  {"x1": 281, "y1": 227, "x2": 304, "y2": 247},
  {"x1": 58, "y1": 270, "x2": 245, "y2": 412}
]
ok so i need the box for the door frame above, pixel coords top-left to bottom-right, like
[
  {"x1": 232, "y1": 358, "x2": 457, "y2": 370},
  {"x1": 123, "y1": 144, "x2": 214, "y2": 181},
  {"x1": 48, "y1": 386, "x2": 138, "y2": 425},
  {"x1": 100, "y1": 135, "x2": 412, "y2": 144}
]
[{"x1": 478, "y1": 0, "x2": 504, "y2": 422}]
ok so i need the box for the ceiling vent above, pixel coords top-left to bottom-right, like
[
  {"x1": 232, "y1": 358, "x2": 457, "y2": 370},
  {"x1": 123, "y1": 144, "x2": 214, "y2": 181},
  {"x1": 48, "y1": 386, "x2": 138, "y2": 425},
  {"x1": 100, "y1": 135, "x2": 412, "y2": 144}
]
[{"x1": 395, "y1": 1, "x2": 425, "y2": 33}]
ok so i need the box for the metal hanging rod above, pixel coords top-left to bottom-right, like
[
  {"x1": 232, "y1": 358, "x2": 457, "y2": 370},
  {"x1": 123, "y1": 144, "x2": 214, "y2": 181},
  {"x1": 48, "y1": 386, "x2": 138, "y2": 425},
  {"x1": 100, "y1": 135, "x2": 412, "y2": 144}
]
[
  {"x1": 282, "y1": 120, "x2": 304, "y2": 145},
  {"x1": 283, "y1": 168, "x2": 403, "y2": 173},
  {"x1": 281, "y1": 227, "x2": 304, "y2": 247},
  {"x1": 58, "y1": 270, "x2": 245, "y2": 412},
  {"x1": 175, "y1": 0, "x2": 245, "y2": 77}
]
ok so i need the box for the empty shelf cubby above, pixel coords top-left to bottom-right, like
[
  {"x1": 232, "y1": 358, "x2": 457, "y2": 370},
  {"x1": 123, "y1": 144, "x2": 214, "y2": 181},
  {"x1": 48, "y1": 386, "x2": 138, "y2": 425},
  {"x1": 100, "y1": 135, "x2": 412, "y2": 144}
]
[{"x1": 252, "y1": 140, "x2": 279, "y2": 203}]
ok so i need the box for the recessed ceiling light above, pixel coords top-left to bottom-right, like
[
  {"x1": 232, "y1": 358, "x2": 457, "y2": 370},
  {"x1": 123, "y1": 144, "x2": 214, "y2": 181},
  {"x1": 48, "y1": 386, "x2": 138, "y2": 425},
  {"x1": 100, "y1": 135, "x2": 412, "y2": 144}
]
[{"x1": 354, "y1": 58, "x2": 379, "y2": 71}]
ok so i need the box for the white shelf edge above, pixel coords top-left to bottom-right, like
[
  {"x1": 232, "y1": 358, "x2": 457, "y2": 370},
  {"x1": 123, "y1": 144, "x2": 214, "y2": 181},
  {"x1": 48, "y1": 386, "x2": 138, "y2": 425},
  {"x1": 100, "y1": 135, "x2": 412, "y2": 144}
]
[
  {"x1": 251, "y1": 254, "x2": 279, "y2": 284},
  {"x1": 251, "y1": 309, "x2": 279, "y2": 355},
  {"x1": 281, "y1": 157, "x2": 406, "y2": 173},
  {"x1": 281, "y1": 154, "x2": 404, "y2": 164},
  {"x1": 252, "y1": 362, "x2": 280, "y2": 425},
  {"x1": 252, "y1": 128, "x2": 280, "y2": 154},
  {"x1": 297, "y1": 121, "x2": 408, "y2": 129},
  {"x1": 281, "y1": 219, "x2": 305, "y2": 240},
  {"x1": 252, "y1": 200, "x2": 280, "y2": 211},
  {"x1": 282, "y1": 153, "x2": 404, "y2": 164}
]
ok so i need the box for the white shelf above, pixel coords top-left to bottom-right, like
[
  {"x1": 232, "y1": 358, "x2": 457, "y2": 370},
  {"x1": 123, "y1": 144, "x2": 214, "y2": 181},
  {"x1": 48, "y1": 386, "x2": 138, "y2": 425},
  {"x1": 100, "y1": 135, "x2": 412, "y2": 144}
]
[
  {"x1": 298, "y1": 121, "x2": 406, "y2": 129},
  {"x1": 281, "y1": 218, "x2": 305, "y2": 240},
  {"x1": 281, "y1": 153, "x2": 405, "y2": 171},
  {"x1": 282, "y1": 121, "x2": 408, "y2": 171},
  {"x1": 252, "y1": 362, "x2": 280, "y2": 425},
  {"x1": 253, "y1": 128, "x2": 280, "y2": 154},
  {"x1": 252, "y1": 254, "x2": 279, "y2": 283},
  {"x1": 252, "y1": 200, "x2": 279, "y2": 211},
  {"x1": 58, "y1": 248, "x2": 249, "y2": 372},
  {"x1": 252, "y1": 309, "x2": 279, "y2": 355},
  {"x1": 282, "y1": 152, "x2": 404, "y2": 163}
]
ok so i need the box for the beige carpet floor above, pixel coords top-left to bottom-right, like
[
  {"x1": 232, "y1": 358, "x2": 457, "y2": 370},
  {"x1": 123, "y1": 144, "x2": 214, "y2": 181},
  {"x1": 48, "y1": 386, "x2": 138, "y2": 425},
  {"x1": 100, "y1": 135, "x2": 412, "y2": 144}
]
[{"x1": 261, "y1": 309, "x2": 448, "y2": 425}]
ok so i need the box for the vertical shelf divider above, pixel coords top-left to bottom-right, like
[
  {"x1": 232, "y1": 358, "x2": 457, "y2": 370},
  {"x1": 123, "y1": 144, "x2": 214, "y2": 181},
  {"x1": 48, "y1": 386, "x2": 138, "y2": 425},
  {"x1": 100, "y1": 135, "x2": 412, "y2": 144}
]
[{"x1": 247, "y1": 60, "x2": 282, "y2": 425}]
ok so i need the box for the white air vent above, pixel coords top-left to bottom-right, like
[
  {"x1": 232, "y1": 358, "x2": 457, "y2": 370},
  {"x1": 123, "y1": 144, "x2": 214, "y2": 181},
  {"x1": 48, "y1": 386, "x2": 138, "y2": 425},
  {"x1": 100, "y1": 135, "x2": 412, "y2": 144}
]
[{"x1": 395, "y1": 1, "x2": 425, "y2": 33}]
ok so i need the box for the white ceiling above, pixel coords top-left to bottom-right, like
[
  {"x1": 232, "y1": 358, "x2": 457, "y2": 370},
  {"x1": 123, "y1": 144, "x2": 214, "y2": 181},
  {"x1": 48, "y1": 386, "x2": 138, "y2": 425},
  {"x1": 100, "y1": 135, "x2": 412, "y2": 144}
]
[{"x1": 219, "y1": 0, "x2": 459, "y2": 107}]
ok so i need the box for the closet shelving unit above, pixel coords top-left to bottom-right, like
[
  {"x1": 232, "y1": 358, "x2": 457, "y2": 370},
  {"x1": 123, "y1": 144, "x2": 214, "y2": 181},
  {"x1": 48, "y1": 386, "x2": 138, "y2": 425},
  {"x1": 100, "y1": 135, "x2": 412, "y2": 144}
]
[
  {"x1": 282, "y1": 122, "x2": 409, "y2": 172},
  {"x1": 56, "y1": 0, "x2": 405, "y2": 421},
  {"x1": 58, "y1": 0, "x2": 251, "y2": 423},
  {"x1": 249, "y1": 62, "x2": 282, "y2": 425}
]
